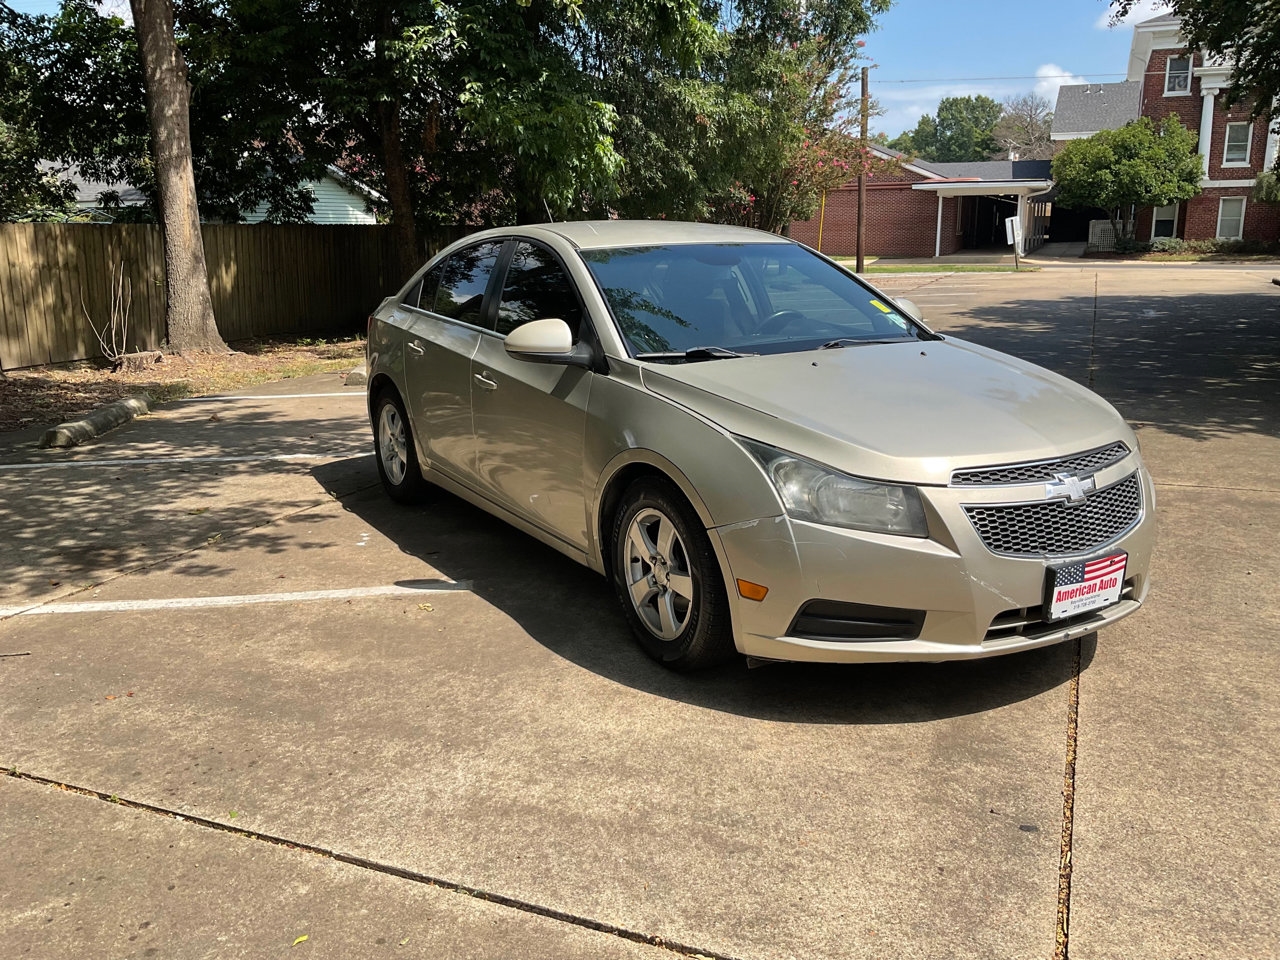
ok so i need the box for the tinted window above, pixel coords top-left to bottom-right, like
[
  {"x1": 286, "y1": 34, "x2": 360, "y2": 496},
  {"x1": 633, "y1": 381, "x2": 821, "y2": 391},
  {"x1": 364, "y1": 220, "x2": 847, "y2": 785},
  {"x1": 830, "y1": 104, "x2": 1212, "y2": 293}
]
[
  {"x1": 495, "y1": 243, "x2": 584, "y2": 337},
  {"x1": 403, "y1": 261, "x2": 444, "y2": 310},
  {"x1": 436, "y1": 242, "x2": 502, "y2": 325}
]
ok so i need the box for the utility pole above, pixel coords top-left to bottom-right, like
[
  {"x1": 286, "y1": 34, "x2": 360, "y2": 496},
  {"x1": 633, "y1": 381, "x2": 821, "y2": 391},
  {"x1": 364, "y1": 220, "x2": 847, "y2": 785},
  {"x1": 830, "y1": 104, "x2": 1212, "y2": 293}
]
[{"x1": 856, "y1": 65, "x2": 869, "y2": 274}]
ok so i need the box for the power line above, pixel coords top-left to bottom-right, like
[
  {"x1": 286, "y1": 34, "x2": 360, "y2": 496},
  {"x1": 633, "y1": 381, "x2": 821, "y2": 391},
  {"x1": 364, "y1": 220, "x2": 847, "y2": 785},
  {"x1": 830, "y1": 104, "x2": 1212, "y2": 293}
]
[{"x1": 876, "y1": 73, "x2": 1127, "y2": 84}]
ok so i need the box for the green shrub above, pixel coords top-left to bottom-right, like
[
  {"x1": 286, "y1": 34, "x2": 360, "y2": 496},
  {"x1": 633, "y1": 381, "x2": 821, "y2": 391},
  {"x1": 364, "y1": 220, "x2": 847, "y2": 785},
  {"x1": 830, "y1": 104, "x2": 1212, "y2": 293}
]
[
  {"x1": 1150, "y1": 237, "x2": 1185, "y2": 253},
  {"x1": 1114, "y1": 237, "x2": 1152, "y2": 253}
]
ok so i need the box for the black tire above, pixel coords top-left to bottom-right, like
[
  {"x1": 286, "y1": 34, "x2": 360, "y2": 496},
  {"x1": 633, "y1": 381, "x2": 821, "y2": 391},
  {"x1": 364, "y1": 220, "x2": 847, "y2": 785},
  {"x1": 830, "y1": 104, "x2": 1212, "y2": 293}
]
[
  {"x1": 372, "y1": 387, "x2": 429, "y2": 504},
  {"x1": 609, "y1": 477, "x2": 735, "y2": 670}
]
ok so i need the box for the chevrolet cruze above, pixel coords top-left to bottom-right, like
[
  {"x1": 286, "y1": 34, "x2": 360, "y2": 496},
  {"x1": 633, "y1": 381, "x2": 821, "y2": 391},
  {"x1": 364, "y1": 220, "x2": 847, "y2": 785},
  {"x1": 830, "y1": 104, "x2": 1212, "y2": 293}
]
[{"x1": 366, "y1": 221, "x2": 1154, "y2": 670}]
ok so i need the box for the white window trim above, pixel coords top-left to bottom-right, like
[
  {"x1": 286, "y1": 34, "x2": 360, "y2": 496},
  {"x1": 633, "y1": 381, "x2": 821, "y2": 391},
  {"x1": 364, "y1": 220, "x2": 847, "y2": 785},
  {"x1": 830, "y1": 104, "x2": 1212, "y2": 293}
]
[
  {"x1": 1150, "y1": 202, "x2": 1179, "y2": 240},
  {"x1": 1215, "y1": 197, "x2": 1246, "y2": 240},
  {"x1": 1164, "y1": 55, "x2": 1193, "y2": 96},
  {"x1": 1222, "y1": 121, "x2": 1252, "y2": 167}
]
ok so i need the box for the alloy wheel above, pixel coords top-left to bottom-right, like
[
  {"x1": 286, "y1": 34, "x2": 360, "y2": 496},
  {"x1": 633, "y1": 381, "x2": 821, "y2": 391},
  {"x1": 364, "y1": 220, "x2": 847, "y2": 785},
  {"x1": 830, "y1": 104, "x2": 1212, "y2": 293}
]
[
  {"x1": 623, "y1": 507, "x2": 695, "y2": 641},
  {"x1": 377, "y1": 402, "x2": 408, "y2": 486}
]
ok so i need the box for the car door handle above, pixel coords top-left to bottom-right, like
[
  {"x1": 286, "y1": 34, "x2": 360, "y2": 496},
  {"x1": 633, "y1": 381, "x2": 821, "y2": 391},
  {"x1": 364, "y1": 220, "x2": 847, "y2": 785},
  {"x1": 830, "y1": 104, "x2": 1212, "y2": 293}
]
[
  {"x1": 406, "y1": 341, "x2": 424, "y2": 356},
  {"x1": 474, "y1": 371, "x2": 498, "y2": 391}
]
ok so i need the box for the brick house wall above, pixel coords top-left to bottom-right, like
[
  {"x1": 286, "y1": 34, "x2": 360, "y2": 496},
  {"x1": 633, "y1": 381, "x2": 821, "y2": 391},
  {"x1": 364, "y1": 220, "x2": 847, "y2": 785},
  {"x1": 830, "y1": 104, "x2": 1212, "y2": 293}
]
[
  {"x1": 790, "y1": 167, "x2": 962, "y2": 258},
  {"x1": 1136, "y1": 47, "x2": 1277, "y2": 242},
  {"x1": 1139, "y1": 48, "x2": 1204, "y2": 129}
]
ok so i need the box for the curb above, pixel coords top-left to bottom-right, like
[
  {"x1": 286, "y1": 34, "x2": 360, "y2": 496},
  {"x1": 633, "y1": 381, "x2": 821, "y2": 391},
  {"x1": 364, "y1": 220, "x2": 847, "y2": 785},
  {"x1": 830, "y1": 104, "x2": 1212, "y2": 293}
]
[
  {"x1": 345, "y1": 364, "x2": 368, "y2": 387},
  {"x1": 39, "y1": 394, "x2": 152, "y2": 449}
]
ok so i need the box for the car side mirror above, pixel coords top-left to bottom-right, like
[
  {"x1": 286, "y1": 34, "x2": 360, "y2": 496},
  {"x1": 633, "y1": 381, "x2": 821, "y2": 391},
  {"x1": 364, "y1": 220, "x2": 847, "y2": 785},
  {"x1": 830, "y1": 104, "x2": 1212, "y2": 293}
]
[
  {"x1": 895, "y1": 298, "x2": 923, "y2": 322},
  {"x1": 504, "y1": 318, "x2": 594, "y2": 368}
]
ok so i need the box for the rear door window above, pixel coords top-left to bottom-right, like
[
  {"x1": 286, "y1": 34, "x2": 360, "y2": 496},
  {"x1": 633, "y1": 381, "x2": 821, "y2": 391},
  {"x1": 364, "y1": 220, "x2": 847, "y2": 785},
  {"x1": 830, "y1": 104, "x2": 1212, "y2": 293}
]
[
  {"x1": 494, "y1": 242, "x2": 584, "y2": 338},
  {"x1": 436, "y1": 241, "x2": 503, "y2": 326},
  {"x1": 404, "y1": 261, "x2": 444, "y2": 311}
]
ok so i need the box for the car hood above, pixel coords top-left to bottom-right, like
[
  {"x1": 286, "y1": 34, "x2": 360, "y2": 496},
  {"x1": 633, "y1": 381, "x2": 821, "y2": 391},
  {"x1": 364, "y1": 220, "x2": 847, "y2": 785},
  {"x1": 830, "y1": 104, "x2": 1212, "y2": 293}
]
[{"x1": 640, "y1": 338, "x2": 1135, "y2": 486}]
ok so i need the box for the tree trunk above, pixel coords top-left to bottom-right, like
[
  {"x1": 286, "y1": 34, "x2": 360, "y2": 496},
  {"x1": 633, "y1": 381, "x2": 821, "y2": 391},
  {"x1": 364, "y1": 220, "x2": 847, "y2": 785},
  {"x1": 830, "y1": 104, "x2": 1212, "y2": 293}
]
[
  {"x1": 130, "y1": 0, "x2": 226, "y2": 354},
  {"x1": 376, "y1": 99, "x2": 421, "y2": 285}
]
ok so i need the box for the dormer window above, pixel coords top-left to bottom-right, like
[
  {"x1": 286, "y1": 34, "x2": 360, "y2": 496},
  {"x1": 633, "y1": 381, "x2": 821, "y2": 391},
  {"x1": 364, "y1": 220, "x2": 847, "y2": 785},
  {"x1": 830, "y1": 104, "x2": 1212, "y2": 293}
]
[{"x1": 1165, "y1": 55, "x2": 1192, "y2": 94}]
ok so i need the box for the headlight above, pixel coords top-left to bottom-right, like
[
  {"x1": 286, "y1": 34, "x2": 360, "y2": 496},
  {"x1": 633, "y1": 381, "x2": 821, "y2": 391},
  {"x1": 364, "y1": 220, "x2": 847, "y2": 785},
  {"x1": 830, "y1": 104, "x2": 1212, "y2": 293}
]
[{"x1": 741, "y1": 439, "x2": 928, "y2": 537}]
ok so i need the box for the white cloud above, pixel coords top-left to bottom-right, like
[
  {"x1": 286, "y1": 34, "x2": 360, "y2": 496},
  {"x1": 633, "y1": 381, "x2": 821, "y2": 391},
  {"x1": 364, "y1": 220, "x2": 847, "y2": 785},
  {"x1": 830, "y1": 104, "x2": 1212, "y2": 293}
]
[
  {"x1": 1033, "y1": 64, "x2": 1088, "y2": 104},
  {"x1": 1095, "y1": 0, "x2": 1168, "y2": 29}
]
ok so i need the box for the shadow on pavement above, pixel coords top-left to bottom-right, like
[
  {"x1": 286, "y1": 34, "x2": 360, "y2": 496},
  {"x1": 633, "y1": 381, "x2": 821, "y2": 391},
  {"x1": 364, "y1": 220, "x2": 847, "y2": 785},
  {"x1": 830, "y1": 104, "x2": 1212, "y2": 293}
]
[
  {"x1": 0, "y1": 407, "x2": 371, "y2": 603},
  {"x1": 316, "y1": 458, "x2": 1094, "y2": 726},
  {"x1": 942, "y1": 291, "x2": 1280, "y2": 441}
]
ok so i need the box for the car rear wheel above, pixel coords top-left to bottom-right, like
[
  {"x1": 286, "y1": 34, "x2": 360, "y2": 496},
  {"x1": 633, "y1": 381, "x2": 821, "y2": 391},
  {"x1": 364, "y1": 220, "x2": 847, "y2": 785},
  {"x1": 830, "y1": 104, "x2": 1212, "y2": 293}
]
[
  {"x1": 373, "y1": 388, "x2": 428, "y2": 503},
  {"x1": 610, "y1": 478, "x2": 735, "y2": 670}
]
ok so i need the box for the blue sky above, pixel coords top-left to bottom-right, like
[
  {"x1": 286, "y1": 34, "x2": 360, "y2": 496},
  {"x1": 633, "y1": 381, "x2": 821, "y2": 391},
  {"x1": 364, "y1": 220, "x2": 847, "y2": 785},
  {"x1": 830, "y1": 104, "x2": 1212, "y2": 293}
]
[
  {"x1": 9, "y1": 0, "x2": 1170, "y2": 137},
  {"x1": 867, "y1": 0, "x2": 1168, "y2": 136}
]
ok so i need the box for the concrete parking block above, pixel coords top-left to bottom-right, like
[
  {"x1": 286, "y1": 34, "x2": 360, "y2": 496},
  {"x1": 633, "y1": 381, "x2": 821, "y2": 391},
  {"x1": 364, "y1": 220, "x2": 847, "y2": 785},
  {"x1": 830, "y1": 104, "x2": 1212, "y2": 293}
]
[
  {"x1": 0, "y1": 378, "x2": 371, "y2": 606},
  {"x1": 0, "y1": 775, "x2": 679, "y2": 960}
]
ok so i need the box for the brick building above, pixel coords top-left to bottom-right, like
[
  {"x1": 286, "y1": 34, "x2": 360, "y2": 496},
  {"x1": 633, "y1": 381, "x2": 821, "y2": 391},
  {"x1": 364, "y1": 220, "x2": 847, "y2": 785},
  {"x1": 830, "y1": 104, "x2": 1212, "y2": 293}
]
[
  {"x1": 1051, "y1": 12, "x2": 1278, "y2": 244},
  {"x1": 788, "y1": 150, "x2": 1053, "y2": 258}
]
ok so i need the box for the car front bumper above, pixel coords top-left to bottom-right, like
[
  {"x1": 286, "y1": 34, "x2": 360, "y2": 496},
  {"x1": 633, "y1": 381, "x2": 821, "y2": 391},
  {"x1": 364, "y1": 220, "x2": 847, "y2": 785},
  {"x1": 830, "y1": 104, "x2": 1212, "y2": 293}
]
[{"x1": 709, "y1": 464, "x2": 1155, "y2": 663}]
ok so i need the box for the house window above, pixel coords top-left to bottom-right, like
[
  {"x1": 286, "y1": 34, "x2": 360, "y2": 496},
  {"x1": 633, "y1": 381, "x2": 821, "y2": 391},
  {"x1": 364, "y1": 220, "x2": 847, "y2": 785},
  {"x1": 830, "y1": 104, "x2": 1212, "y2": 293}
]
[
  {"x1": 1151, "y1": 203, "x2": 1178, "y2": 239},
  {"x1": 1216, "y1": 197, "x2": 1245, "y2": 239},
  {"x1": 1164, "y1": 55, "x2": 1192, "y2": 94},
  {"x1": 1223, "y1": 122, "x2": 1251, "y2": 165}
]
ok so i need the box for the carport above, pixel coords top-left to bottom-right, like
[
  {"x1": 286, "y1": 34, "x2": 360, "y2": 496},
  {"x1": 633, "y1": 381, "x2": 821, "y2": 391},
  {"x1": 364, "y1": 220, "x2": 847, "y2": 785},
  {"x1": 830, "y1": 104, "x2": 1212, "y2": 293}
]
[{"x1": 912, "y1": 177, "x2": 1054, "y2": 257}]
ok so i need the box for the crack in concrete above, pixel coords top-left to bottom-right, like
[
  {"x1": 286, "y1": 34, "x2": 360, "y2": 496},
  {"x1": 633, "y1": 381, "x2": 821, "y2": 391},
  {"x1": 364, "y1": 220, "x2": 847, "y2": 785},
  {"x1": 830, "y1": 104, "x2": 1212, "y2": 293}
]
[
  {"x1": 1153, "y1": 481, "x2": 1280, "y2": 494},
  {"x1": 2, "y1": 768, "x2": 743, "y2": 960},
  {"x1": 1053, "y1": 638, "x2": 1082, "y2": 960}
]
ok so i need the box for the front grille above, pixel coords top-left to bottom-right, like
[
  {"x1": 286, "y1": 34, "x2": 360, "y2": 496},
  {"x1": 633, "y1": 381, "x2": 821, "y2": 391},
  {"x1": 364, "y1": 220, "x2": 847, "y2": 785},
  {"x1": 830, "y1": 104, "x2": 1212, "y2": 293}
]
[
  {"x1": 964, "y1": 473, "x2": 1142, "y2": 557},
  {"x1": 950, "y1": 442, "x2": 1129, "y2": 486},
  {"x1": 985, "y1": 579, "x2": 1137, "y2": 643}
]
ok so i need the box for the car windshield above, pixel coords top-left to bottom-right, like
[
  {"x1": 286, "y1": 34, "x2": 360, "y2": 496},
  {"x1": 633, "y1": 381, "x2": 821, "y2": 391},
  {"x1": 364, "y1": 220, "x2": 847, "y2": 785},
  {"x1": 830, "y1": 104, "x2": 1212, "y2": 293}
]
[{"x1": 580, "y1": 242, "x2": 924, "y2": 359}]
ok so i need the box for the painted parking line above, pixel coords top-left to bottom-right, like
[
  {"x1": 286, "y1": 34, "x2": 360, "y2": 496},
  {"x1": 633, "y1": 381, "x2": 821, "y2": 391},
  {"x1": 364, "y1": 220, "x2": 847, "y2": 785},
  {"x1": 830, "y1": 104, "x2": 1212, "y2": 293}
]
[
  {"x1": 173, "y1": 393, "x2": 364, "y2": 401},
  {"x1": 0, "y1": 452, "x2": 371, "y2": 471},
  {"x1": 0, "y1": 581, "x2": 472, "y2": 619}
]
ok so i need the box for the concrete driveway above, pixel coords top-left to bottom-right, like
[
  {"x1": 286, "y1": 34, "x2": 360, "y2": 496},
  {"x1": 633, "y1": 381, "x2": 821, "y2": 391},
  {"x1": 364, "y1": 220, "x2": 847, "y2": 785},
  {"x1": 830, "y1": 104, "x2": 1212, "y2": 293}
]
[{"x1": 1, "y1": 264, "x2": 1276, "y2": 960}]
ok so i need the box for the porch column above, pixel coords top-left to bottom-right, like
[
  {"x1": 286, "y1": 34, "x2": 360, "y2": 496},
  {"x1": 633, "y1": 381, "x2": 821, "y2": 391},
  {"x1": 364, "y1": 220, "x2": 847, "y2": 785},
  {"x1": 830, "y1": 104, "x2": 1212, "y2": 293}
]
[
  {"x1": 1016, "y1": 194, "x2": 1027, "y2": 257},
  {"x1": 1198, "y1": 86, "x2": 1218, "y2": 176},
  {"x1": 934, "y1": 194, "x2": 943, "y2": 258}
]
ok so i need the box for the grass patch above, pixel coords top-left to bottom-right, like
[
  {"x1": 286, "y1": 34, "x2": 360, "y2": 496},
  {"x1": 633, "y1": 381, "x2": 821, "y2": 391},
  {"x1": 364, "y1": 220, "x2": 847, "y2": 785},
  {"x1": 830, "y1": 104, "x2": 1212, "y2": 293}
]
[
  {"x1": 1091, "y1": 252, "x2": 1280, "y2": 263},
  {"x1": 0, "y1": 335, "x2": 365, "y2": 432},
  {"x1": 840, "y1": 263, "x2": 1037, "y2": 274}
]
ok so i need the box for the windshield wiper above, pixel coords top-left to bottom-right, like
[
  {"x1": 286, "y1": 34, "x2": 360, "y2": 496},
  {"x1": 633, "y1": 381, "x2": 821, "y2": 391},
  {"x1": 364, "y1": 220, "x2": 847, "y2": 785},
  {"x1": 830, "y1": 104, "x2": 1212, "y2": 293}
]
[
  {"x1": 634, "y1": 346, "x2": 754, "y2": 362},
  {"x1": 818, "y1": 337, "x2": 914, "y2": 349}
]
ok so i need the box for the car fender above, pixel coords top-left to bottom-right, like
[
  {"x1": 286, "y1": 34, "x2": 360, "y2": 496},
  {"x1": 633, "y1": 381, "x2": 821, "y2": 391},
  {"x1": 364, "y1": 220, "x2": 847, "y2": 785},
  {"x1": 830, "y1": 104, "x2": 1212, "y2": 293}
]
[{"x1": 584, "y1": 371, "x2": 782, "y2": 574}]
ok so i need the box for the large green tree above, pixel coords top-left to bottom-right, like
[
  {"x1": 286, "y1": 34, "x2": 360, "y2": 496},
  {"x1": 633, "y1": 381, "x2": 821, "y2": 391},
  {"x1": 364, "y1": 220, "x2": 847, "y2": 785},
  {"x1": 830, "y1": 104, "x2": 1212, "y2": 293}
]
[
  {"x1": 887, "y1": 94, "x2": 1001, "y2": 163},
  {"x1": 0, "y1": 11, "x2": 75, "y2": 220},
  {"x1": 1052, "y1": 115, "x2": 1202, "y2": 240},
  {"x1": 1110, "y1": 0, "x2": 1279, "y2": 171}
]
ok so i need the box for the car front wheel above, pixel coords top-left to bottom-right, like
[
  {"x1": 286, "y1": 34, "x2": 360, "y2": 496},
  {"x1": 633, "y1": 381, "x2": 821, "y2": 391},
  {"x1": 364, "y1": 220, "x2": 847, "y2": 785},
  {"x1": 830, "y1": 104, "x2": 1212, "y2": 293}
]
[{"x1": 610, "y1": 478, "x2": 735, "y2": 670}]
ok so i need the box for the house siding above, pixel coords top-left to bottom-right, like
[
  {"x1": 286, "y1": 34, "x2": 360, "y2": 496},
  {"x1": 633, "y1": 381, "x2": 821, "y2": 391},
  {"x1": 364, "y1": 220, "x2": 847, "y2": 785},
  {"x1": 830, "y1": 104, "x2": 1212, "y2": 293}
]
[{"x1": 244, "y1": 176, "x2": 376, "y2": 225}]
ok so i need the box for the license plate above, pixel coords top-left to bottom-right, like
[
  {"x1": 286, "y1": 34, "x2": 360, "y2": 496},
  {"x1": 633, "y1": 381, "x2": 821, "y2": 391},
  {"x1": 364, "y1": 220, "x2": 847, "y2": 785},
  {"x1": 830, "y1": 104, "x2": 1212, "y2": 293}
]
[{"x1": 1045, "y1": 552, "x2": 1127, "y2": 622}]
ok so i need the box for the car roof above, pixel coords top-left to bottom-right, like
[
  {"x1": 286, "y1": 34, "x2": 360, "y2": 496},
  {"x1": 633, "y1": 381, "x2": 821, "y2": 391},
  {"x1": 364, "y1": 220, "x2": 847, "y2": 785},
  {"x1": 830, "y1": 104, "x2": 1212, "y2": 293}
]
[{"x1": 522, "y1": 220, "x2": 790, "y2": 250}]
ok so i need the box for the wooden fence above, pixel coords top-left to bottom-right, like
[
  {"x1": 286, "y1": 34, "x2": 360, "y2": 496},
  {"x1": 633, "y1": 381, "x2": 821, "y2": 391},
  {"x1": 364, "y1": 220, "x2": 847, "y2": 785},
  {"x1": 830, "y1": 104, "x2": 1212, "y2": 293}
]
[{"x1": 0, "y1": 222, "x2": 467, "y2": 370}]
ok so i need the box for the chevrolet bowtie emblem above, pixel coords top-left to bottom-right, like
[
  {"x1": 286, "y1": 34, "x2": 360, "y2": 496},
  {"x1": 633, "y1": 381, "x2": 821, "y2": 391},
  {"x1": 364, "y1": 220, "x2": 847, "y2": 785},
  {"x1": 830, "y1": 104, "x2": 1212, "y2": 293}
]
[{"x1": 1046, "y1": 472, "x2": 1095, "y2": 504}]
